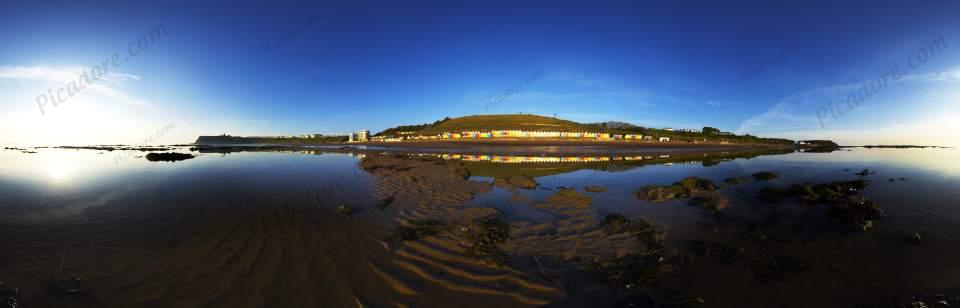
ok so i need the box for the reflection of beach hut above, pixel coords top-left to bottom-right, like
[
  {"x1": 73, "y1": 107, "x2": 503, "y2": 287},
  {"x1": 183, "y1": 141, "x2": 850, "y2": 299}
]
[
  {"x1": 643, "y1": 135, "x2": 654, "y2": 140},
  {"x1": 659, "y1": 137, "x2": 670, "y2": 142}
]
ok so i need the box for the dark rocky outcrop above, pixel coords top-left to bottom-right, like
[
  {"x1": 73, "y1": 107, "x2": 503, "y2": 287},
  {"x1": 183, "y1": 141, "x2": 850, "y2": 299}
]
[
  {"x1": 636, "y1": 177, "x2": 717, "y2": 203},
  {"x1": 751, "y1": 171, "x2": 779, "y2": 181},
  {"x1": 145, "y1": 152, "x2": 195, "y2": 162}
]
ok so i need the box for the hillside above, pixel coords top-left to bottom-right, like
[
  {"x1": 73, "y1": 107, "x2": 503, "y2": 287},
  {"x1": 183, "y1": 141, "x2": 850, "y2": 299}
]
[
  {"x1": 375, "y1": 114, "x2": 796, "y2": 145},
  {"x1": 377, "y1": 114, "x2": 599, "y2": 136}
]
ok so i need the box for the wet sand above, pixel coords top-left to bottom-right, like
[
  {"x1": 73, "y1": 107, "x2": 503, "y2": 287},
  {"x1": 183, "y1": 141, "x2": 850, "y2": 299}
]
[{"x1": 2, "y1": 147, "x2": 960, "y2": 307}]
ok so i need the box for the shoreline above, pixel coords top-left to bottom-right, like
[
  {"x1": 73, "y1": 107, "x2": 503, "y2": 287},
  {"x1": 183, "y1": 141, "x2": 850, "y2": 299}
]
[
  {"x1": 350, "y1": 139, "x2": 793, "y2": 149},
  {"x1": 189, "y1": 141, "x2": 796, "y2": 157}
]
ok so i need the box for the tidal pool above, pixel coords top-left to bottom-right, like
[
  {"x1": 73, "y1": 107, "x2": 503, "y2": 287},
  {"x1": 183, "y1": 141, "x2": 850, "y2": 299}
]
[{"x1": 1, "y1": 146, "x2": 958, "y2": 307}]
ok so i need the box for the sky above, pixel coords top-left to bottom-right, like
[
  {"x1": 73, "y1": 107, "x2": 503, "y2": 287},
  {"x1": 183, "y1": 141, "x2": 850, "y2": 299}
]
[{"x1": 1, "y1": 0, "x2": 958, "y2": 146}]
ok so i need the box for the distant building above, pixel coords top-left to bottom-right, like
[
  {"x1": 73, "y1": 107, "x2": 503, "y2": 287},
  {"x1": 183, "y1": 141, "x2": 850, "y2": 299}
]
[
  {"x1": 718, "y1": 132, "x2": 734, "y2": 136},
  {"x1": 643, "y1": 135, "x2": 654, "y2": 140},
  {"x1": 659, "y1": 137, "x2": 671, "y2": 142},
  {"x1": 350, "y1": 130, "x2": 370, "y2": 142},
  {"x1": 678, "y1": 128, "x2": 701, "y2": 133},
  {"x1": 663, "y1": 128, "x2": 674, "y2": 131}
]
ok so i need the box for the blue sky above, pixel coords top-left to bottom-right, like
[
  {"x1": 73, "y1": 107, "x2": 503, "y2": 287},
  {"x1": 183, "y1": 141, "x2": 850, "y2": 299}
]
[{"x1": 1, "y1": 0, "x2": 958, "y2": 146}]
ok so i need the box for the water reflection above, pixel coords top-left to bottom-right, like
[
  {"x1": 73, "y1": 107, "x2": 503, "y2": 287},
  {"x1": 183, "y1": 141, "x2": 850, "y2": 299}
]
[{"x1": 0, "y1": 146, "x2": 958, "y2": 307}]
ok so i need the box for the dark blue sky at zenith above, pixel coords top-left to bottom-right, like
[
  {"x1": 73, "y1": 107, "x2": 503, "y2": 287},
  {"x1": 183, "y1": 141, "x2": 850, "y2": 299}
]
[{"x1": 1, "y1": 0, "x2": 958, "y2": 145}]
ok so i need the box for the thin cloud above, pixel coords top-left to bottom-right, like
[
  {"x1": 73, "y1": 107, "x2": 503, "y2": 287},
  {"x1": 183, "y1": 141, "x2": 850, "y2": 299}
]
[
  {"x1": 735, "y1": 66, "x2": 960, "y2": 136},
  {"x1": 705, "y1": 100, "x2": 742, "y2": 107},
  {"x1": 0, "y1": 65, "x2": 153, "y2": 108}
]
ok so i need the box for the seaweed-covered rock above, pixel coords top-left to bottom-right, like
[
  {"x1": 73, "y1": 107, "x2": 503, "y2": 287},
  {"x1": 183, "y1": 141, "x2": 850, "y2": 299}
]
[
  {"x1": 465, "y1": 215, "x2": 511, "y2": 265},
  {"x1": 336, "y1": 204, "x2": 353, "y2": 216},
  {"x1": 748, "y1": 225, "x2": 768, "y2": 241},
  {"x1": 601, "y1": 213, "x2": 633, "y2": 234},
  {"x1": 724, "y1": 177, "x2": 747, "y2": 185},
  {"x1": 636, "y1": 184, "x2": 689, "y2": 203},
  {"x1": 385, "y1": 220, "x2": 445, "y2": 241},
  {"x1": 752, "y1": 171, "x2": 779, "y2": 181},
  {"x1": 635, "y1": 177, "x2": 716, "y2": 203},
  {"x1": 786, "y1": 180, "x2": 868, "y2": 204},
  {"x1": 614, "y1": 291, "x2": 705, "y2": 308},
  {"x1": 599, "y1": 214, "x2": 663, "y2": 245},
  {"x1": 854, "y1": 168, "x2": 875, "y2": 176},
  {"x1": 545, "y1": 189, "x2": 593, "y2": 208},
  {"x1": 759, "y1": 180, "x2": 869, "y2": 205},
  {"x1": 577, "y1": 252, "x2": 666, "y2": 289},
  {"x1": 376, "y1": 196, "x2": 395, "y2": 210},
  {"x1": 686, "y1": 196, "x2": 727, "y2": 212},
  {"x1": 47, "y1": 276, "x2": 93, "y2": 302},
  {"x1": 677, "y1": 177, "x2": 717, "y2": 192},
  {"x1": 0, "y1": 282, "x2": 21, "y2": 308},
  {"x1": 584, "y1": 185, "x2": 608, "y2": 193},
  {"x1": 145, "y1": 152, "x2": 195, "y2": 162},
  {"x1": 906, "y1": 232, "x2": 923, "y2": 244},
  {"x1": 578, "y1": 217, "x2": 681, "y2": 289},
  {"x1": 494, "y1": 175, "x2": 538, "y2": 189},
  {"x1": 828, "y1": 196, "x2": 884, "y2": 232}
]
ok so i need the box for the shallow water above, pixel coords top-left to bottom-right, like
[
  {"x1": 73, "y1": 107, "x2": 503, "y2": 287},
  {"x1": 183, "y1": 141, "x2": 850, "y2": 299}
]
[{"x1": 1, "y1": 146, "x2": 958, "y2": 307}]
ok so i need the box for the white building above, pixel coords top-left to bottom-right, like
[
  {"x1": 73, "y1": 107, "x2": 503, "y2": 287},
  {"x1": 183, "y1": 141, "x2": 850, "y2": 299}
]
[
  {"x1": 350, "y1": 130, "x2": 370, "y2": 142},
  {"x1": 659, "y1": 137, "x2": 671, "y2": 142}
]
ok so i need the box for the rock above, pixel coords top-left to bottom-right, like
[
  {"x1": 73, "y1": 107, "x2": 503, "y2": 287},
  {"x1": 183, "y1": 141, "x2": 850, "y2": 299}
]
[
  {"x1": 466, "y1": 215, "x2": 511, "y2": 265},
  {"x1": 724, "y1": 177, "x2": 747, "y2": 185},
  {"x1": 145, "y1": 152, "x2": 195, "y2": 162},
  {"x1": 748, "y1": 225, "x2": 768, "y2": 241},
  {"x1": 385, "y1": 220, "x2": 445, "y2": 242},
  {"x1": 376, "y1": 196, "x2": 395, "y2": 210},
  {"x1": 828, "y1": 196, "x2": 884, "y2": 232},
  {"x1": 584, "y1": 185, "x2": 607, "y2": 193},
  {"x1": 636, "y1": 184, "x2": 688, "y2": 203},
  {"x1": 576, "y1": 228, "x2": 678, "y2": 290},
  {"x1": 47, "y1": 276, "x2": 92, "y2": 302},
  {"x1": 906, "y1": 232, "x2": 923, "y2": 243},
  {"x1": 758, "y1": 180, "x2": 869, "y2": 205},
  {"x1": 686, "y1": 196, "x2": 727, "y2": 212},
  {"x1": 493, "y1": 175, "x2": 538, "y2": 189},
  {"x1": 0, "y1": 282, "x2": 21, "y2": 308},
  {"x1": 545, "y1": 189, "x2": 593, "y2": 208},
  {"x1": 854, "y1": 168, "x2": 875, "y2": 176},
  {"x1": 601, "y1": 213, "x2": 633, "y2": 234},
  {"x1": 336, "y1": 204, "x2": 353, "y2": 216},
  {"x1": 677, "y1": 177, "x2": 717, "y2": 192},
  {"x1": 751, "y1": 171, "x2": 779, "y2": 181},
  {"x1": 635, "y1": 177, "x2": 716, "y2": 203}
]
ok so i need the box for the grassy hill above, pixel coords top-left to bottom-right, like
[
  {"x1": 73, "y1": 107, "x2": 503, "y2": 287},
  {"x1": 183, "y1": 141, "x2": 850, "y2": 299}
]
[
  {"x1": 374, "y1": 114, "x2": 594, "y2": 136},
  {"x1": 375, "y1": 114, "x2": 795, "y2": 145},
  {"x1": 419, "y1": 114, "x2": 594, "y2": 134}
]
